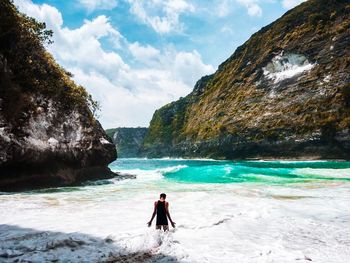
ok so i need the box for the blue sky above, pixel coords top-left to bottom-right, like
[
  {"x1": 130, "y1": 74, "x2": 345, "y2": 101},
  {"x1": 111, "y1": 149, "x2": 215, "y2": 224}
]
[{"x1": 14, "y1": 0, "x2": 306, "y2": 128}]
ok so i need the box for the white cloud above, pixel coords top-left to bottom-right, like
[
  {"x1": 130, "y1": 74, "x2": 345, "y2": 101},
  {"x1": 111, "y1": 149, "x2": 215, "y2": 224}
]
[
  {"x1": 14, "y1": 0, "x2": 214, "y2": 128},
  {"x1": 78, "y1": 0, "x2": 118, "y2": 12},
  {"x1": 220, "y1": 26, "x2": 234, "y2": 35},
  {"x1": 217, "y1": 0, "x2": 231, "y2": 17},
  {"x1": 173, "y1": 51, "x2": 214, "y2": 87},
  {"x1": 236, "y1": 0, "x2": 262, "y2": 17},
  {"x1": 55, "y1": 16, "x2": 127, "y2": 80},
  {"x1": 14, "y1": 0, "x2": 63, "y2": 31},
  {"x1": 282, "y1": 0, "x2": 307, "y2": 9},
  {"x1": 128, "y1": 0, "x2": 195, "y2": 34},
  {"x1": 129, "y1": 42, "x2": 161, "y2": 64},
  {"x1": 215, "y1": 0, "x2": 262, "y2": 18},
  {"x1": 128, "y1": 43, "x2": 214, "y2": 86}
]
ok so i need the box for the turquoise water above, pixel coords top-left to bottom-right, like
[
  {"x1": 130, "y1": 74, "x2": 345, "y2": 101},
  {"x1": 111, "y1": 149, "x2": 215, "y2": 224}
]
[
  {"x1": 1, "y1": 158, "x2": 350, "y2": 262},
  {"x1": 109, "y1": 158, "x2": 350, "y2": 184}
]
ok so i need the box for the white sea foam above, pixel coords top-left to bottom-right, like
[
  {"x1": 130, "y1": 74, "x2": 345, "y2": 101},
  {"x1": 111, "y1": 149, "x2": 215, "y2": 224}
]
[
  {"x1": 248, "y1": 160, "x2": 329, "y2": 163},
  {"x1": 293, "y1": 168, "x2": 350, "y2": 178},
  {"x1": 111, "y1": 165, "x2": 187, "y2": 182},
  {"x1": 113, "y1": 169, "x2": 164, "y2": 181},
  {"x1": 146, "y1": 157, "x2": 220, "y2": 161},
  {"x1": 157, "y1": 165, "x2": 188, "y2": 173},
  {"x1": 1, "y1": 161, "x2": 350, "y2": 262}
]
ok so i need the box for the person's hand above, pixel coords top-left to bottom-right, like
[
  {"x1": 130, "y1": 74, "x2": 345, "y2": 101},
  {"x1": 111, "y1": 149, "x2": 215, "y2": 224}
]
[
  {"x1": 171, "y1": 221, "x2": 176, "y2": 228},
  {"x1": 147, "y1": 221, "x2": 152, "y2": 227}
]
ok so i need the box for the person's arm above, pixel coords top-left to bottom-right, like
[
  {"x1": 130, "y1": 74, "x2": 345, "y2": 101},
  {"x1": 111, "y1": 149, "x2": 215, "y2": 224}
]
[
  {"x1": 165, "y1": 202, "x2": 176, "y2": 228},
  {"x1": 147, "y1": 201, "x2": 157, "y2": 227}
]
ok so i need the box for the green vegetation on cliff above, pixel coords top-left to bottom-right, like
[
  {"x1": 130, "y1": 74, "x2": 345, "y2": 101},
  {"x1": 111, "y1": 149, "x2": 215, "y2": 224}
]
[
  {"x1": 142, "y1": 0, "x2": 350, "y2": 159},
  {"x1": 0, "y1": 0, "x2": 116, "y2": 191},
  {"x1": 106, "y1": 127, "x2": 148, "y2": 157},
  {"x1": 0, "y1": 0, "x2": 99, "y2": 127}
]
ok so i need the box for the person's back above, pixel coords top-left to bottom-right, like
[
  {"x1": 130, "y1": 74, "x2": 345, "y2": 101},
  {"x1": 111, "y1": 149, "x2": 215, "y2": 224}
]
[
  {"x1": 156, "y1": 200, "x2": 168, "y2": 227},
  {"x1": 147, "y1": 193, "x2": 176, "y2": 231}
]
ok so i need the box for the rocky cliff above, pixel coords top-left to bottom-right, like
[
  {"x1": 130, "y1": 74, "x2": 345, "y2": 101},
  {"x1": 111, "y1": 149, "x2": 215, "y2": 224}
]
[
  {"x1": 106, "y1": 128, "x2": 148, "y2": 157},
  {"x1": 142, "y1": 0, "x2": 350, "y2": 159},
  {"x1": 0, "y1": 1, "x2": 117, "y2": 191}
]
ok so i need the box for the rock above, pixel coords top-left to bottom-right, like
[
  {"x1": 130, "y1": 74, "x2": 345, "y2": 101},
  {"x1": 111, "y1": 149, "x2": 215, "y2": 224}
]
[
  {"x1": 116, "y1": 173, "x2": 137, "y2": 180},
  {"x1": 0, "y1": 1, "x2": 117, "y2": 191},
  {"x1": 106, "y1": 127, "x2": 148, "y2": 157},
  {"x1": 104, "y1": 236, "x2": 114, "y2": 243},
  {"x1": 45, "y1": 238, "x2": 86, "y2": 250},
  {"x1": 0, "y1": 249, "x2": 24, "y2": 258},
  {"x1": 304, "y1": 255, "x2": 312, "y2": 261},
  {"x1": 142, "y1": 0, "x2": 350, "y2": 160}
]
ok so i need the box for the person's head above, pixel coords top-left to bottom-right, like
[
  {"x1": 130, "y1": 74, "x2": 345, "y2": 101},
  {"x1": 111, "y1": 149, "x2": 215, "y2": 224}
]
[{"x1": 160, "y1": 193, "x2": 166, "y2": 200}]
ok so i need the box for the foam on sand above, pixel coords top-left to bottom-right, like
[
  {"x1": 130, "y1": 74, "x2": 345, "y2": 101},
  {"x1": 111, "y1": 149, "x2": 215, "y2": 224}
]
[
  {"x1": 1, "y1": 159, "x2": 350, "y2": 262},
  {"x1": 293, "y1": 168, "x2": 350, "y2": 178}
]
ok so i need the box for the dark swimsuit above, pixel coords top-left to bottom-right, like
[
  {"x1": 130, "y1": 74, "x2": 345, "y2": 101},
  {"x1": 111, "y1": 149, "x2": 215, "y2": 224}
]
[{"x1": 156, "y1": 200, "x2": 168, "y2": 225}]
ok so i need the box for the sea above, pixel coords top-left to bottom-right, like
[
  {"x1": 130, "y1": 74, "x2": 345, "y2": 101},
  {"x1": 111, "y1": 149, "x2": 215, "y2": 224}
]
[{"x1": 1, "y1": 158, "x2": 350, "y2": 262}]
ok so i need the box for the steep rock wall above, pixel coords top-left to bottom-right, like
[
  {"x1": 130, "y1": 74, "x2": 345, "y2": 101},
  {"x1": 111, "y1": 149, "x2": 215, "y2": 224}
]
[
  {"x1": 143, "y1": 0, "x2": 350, "y2": 159},
  {"x1": 0, "y1": 1, "x2": 117, "y2": 191}
]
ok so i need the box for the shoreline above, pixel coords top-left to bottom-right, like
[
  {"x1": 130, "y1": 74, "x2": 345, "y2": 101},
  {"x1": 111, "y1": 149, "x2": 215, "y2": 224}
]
[
  {"x1": 116, "y1": 157, "x2": 350, "y2": 162},
  {"x1": 0, "y1": 171, "x2": 136, "y2": 193},
  {"x1": 0, "y1": 225, "x2": 168, "y2": 263},
  {"x1": 1, "y1": 159, "x2": 350, "y2": 262}
]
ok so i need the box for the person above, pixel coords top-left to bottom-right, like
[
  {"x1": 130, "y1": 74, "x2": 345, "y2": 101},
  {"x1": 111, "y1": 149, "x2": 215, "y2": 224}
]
[{"x1": 147, "y1": 193, "x2": 176, "y2": 231}]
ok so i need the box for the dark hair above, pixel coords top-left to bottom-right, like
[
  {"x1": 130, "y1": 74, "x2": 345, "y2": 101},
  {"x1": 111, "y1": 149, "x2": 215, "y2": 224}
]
[{"x1": 160, "y1": 193, "x2": 166, "y2": 199}]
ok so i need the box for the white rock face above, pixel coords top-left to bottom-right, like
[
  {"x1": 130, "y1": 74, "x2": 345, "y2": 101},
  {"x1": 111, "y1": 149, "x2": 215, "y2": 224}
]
[
  {"x1": 48, "y1": 137, "x2": 59, "y2": 148},
  {"x1": 24, "y1": 98, "x2": 87, "y2": 151},
  {"x1": 323, "y1": 74, "x2": 331, "y2": 83},
  {"x1": 0, "y1": 92, "x2": 116, "y2": 189},
  {"x1": 263, "y1": 52, "x2": 315, "y2": 83},
  {"x1": 100, "y1": 137, "x2": 111, "y2": 145},
  {"x1": 0, "y1": 127, "x2": 10, "y2": 143}
]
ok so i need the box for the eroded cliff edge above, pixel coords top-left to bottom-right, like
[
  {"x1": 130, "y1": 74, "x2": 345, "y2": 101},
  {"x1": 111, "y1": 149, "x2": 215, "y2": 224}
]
[
  {"x1": 0, "y1": 1, "x2": 117, "y2": 191},
  {"x1": 106, "y1": 128, "x2": 148, "y2": 158},
  {"x1": 142, "y1": 0, "x2": 350, "y2": 159}
]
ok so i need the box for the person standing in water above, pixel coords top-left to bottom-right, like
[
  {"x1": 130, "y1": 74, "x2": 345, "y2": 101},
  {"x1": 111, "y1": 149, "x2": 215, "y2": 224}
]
[{"x1": 147, "y1": 193, "x2": 176, "y2": 231}]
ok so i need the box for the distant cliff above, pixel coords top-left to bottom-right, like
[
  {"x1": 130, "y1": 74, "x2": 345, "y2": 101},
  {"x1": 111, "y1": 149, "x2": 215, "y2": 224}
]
[
  {"x1": 106, "y1": 128, "x2": 148, "y2": 157},
  {"x1": 0, "y1": 1, "x2": 117, "y2": 191},
  {"x1": 142, "y1": 0, "x2": 350, "y2": 159}
]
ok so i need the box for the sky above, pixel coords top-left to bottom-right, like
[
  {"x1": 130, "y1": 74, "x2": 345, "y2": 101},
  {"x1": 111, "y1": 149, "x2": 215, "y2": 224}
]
[{"x1": 14, "y1": 0, "x2": 306, "y2": 129}]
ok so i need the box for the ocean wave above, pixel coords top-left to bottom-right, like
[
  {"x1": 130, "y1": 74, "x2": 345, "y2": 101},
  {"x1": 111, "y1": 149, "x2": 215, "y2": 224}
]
[
  {"x1": 156, "y1": 165, "x2": 188, "y2": 174},
  {"x1": 110, "y1": 169, "x2": 162, "y2": 181},
  {"x1": 118, "y1": 157, "x2": 222, "y2": 161},
  {"x1": 246, "y1": 160, "x2": 330, "y2": 163},
  {"x1": 111, "y1": 165, "x2": 188, "y2": 181},
  {"x1": 292, "y1": 168, "x2": 350, "y2": 178}
]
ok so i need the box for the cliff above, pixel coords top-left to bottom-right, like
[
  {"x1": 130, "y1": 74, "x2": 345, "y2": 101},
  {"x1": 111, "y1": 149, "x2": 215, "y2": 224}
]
[
  {"x1": 142, "y1": 0, "x2": 350, "y2": 159},
  {"x1": 106, "y1": 128, "x2": 148, "y2": 157},
  {"x1": 0, "y1": 1, "x2": 117, "y2": 191}
]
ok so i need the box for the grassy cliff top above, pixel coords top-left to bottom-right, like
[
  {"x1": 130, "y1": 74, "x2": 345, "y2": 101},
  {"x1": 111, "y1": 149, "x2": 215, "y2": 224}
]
[
  {"x1": 142, "y1": 0, "x2": 350, "y2": 158},
  {"x1": 0, "y1": 0, "x2": 99, "y2": 127}
]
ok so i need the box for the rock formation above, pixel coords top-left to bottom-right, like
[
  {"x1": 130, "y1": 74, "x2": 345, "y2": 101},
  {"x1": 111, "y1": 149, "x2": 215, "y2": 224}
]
[
  {"x1": 106, "y1": 128, "x2": 148, "y2": 158},
  {"x1": 0, "y1": 1, "x2": 117, "y2": 191},
  {"x1": 142, "y1": 0, "x2": 350, "y2": 159}
]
